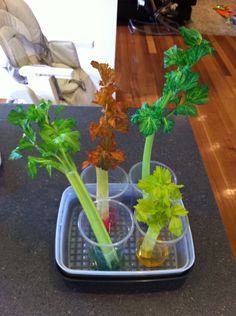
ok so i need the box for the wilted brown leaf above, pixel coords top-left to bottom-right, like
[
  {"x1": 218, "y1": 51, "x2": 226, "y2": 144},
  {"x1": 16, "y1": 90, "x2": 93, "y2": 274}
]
[{"x1": 83, "y1": 61, "x2": 131, "y2": 171}]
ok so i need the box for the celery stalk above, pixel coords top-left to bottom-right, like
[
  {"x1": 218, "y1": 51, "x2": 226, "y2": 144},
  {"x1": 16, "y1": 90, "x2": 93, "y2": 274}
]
[
  {"x1": 141, "y1": 92, "x2": 172, "y2": 180},
  {"x1": 139, "y1": 225, "x2": 160, "y2": 256},
  {"x1": 66, "y1": 167, "x2": 119, "y2": 269},
  {"x1": 7, "y1": 101, "x2": 120, "y2": 270},
  {"x1": 96, "y1": 167, "x2": 109, "y2": 220},
  {"x1": 142, "y1": 133, "x2": 155, "y2": 179}
]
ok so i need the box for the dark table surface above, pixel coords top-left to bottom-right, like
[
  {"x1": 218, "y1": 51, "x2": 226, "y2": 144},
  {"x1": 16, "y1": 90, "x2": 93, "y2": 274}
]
[{"x1": 0, "y1": 104, "x2": 235, "y2": 316}]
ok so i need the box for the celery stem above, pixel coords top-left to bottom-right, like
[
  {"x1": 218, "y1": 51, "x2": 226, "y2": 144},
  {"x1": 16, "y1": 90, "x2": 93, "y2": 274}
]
[
  {"x1": 142, "y1": 133, "x2": 155, "y2": 179},
  {"x1": 96, "y1": 167, "x2": 109, "y2": 220},
  {"x1": 141, "y1": 90, "x2": 172, "y2": 180},
  {"x1": 140, "y1": 225, "x2": 160, "y2": 254},
  {"x1": 65, "y1": 167, "x2": 119, "y2": 269}
]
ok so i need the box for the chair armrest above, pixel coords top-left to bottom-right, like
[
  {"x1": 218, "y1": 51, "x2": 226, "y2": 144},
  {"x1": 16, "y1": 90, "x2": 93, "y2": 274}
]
[
  {"x1": 73, "y1": 40, "x2": 95, "y2": 49},
  {"x1": 48, "y1": 40, "x2": 95, "y2": 68},
  {"x1": 19, "y1": 65, "x2": 73, "y2": 79},
  {"x1": 49, "y1": 40, "x2": 95, "y2": 49},
  {"x1": 0, "y1": 68, "x2": 39, "y2": 102}
]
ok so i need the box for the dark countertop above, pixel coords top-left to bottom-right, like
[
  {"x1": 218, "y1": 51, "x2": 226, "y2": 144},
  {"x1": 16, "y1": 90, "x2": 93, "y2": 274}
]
[{"x1": 0, "y1": 104, "x2": 235, "y2": 316}]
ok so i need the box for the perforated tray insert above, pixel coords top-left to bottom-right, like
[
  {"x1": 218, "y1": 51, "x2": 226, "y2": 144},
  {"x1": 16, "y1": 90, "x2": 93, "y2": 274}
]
[
  {"x1": 55, "y1": 186, "x2": 195, "y2": 278},
  {"x1": 68, "y1": 204, "x2": 179, "y2": 271}
]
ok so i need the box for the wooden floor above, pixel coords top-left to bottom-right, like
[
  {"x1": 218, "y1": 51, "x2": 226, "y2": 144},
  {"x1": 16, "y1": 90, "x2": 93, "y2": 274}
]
[{"x1": 115, "y1": 25, "x2": 236, "y2": 259}]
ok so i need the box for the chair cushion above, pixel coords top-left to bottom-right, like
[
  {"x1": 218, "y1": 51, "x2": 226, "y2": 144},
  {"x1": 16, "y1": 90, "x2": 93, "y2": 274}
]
[
  {"x1": 49, "y1": 41, "x2": 81, "y2": 69},
  {"x1": 0, "y1": 9, "x2": 32, "y2": 41},
  {"x1": 54, "y1": 63, "x2": 96, "y2": 105},
  {"x1": 0, "y1": 0, "x2": 7, "y2": 10},
  {"x1": 3, "y1": 0, "x2": 44, "y2": 44},
  {"x1": 0, "y1": 24, "x2": 40, "y2": 68}
]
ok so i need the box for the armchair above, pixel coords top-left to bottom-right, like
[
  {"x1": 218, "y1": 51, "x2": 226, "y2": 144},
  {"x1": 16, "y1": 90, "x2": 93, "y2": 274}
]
[{"x1": 0, "y1": 0, "x2": 96, "y2": 105}]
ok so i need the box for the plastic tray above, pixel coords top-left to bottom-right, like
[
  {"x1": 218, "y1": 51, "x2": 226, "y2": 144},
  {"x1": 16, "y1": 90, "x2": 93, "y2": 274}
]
[{"x1": 55, "y1": 186, "x2": 195, "y2": 281}]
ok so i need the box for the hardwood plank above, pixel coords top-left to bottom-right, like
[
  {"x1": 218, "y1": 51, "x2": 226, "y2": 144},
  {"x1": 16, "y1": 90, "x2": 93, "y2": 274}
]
[
  {"x1": 115, "y1": 26, "x2": 236, "y2": 259},
  {"x1": 208, "y1": 35, "x2": 234, "y2": 76},
  {"x1": 145, "y1": 34, "x2": 157, "y2": 54}
]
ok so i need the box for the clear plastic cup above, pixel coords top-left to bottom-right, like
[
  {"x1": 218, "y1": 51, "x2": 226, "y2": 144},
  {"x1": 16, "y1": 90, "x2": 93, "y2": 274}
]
[
  {"x1": 81, "y1": 165, "x2": 129, "y2": 202},
  {"x1": 78, "y1": 199, "x2": 134, "y2": 271},
  {"x1": 134, "y1": 212, "x2": 189, "y2": 268}
]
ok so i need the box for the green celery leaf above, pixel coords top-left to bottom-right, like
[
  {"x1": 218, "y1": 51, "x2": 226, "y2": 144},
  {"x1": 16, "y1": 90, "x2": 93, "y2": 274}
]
[
  {"x1": 9, "y1": 149, "x2": 23, "y2": 160},
  {"x1": 52, "y1": 131, "x2": 80, "y2": 153},
  {"x1": 153, "y1": 166, "x2": 172, "y2": 185},
  {"x1": 27, "y1": 157, "x2": 38, "y2": 179},
  {"x1": 168, "y1": 216, "x2": 183, "y2": 237},
  {"x1": 185, "y1": 84, "x2": 209, "y2": 105},
  {"x1": 172, "y1": 95, "x2": 182, "y2": 106},
  {"x1": 164, "y1": 45, "x2": 184, "y2": 68},
  {"x1": 159, "y1": 187, "x2": 171, "y2": 208},
  {"x1": 46, "y1": 164, "x2": 53, "y2": 177},
  {"x1": 180, "y1": 69, "x2": 200, "y2": 91},
  {"x1": 53, "y1": 118, "x2": 77, "y2": 130},
  {"x1": 27, "y1": 156, "x2": 63, "y2": 179},
  {"x1": 138, "y1": 167, "x2": 172, "y2": 194},
  {"x1": 163, "y1": 68, "x2": 199, "y2": 96},
  {"x1": 163, "y1": 70, "x2": 179, "y2": 95},
  {"x1": 150, "y1": 186, "x2": 162, "y2": 201},
  {"x1": 174, "y1": 105, "x2": 197, "y2": 117},
  {"x1": 134, "y1": 166, "x2": 187, "y2": 235},
  {"x1": 131, "y1": 102, "x2": 162, "y2": 137},
  {"x1": 27, "y1": 100, "x2": 52, "y2": 124},
  {"x1": 27, "y1": 105, "x2": 45, "y2": 123},
  {"x1": 171, "y1": 203, "x2": 188, "y2": 216},
  {"x1": 165, "y1": 207, "x2": 172, "y2": 219},
  {"x1": 7, "y1": 105, "x2": 26, "y2": 126},
  {"x1": 201, "y1": 39, "x2": 215, "y2": 55},
  {"x1": 37, "y1": 143, "x2": 56, "y2": 158},
  {"x1": 152, "y1": 212, "x2": 168, "y2": 228},
  {"x1": 8, "y1": 101, "x2": 82, "y2": 177},
  {"x1": 18, "y1": 137, "x2": 34, "y2": 151},
  {"x1": 137, "y1": 179, "x2": 150, "y2": 194},
  {"x1": 55, "y1": 105, "x2": 65, "y2": 118},
  {"x1": 8, "y1": 106, "x2": 37, "y2": 144},
  {"x1": 40, "y1": 124, "x2": 80, "y2": 154},
  {"x1": 179, "y1": 27, "x2": 202, "y2": 47},
  {"x1": 162, "y1": 117, "x2": 174, "y2": 134},
  {"x1": 135, "y1": 203, "x2": 152, "y2": 224},
  {"x1": 168, "y1": 183, "x2": 183, "y2": 200},
  {"x1": 137, "y1": 174, "x2": 159, "y2": 194},
  {"x1": 135, "y1": 199, "x2": 158, "y2": 216},
  {"x1": 185, "y1": 42, "x2": 215, "y2": 67}
]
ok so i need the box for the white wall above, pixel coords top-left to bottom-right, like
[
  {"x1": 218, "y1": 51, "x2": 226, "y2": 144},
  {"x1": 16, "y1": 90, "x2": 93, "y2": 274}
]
[{"x1": 24, "y1": 0, "x2": 118, "y2": 84}]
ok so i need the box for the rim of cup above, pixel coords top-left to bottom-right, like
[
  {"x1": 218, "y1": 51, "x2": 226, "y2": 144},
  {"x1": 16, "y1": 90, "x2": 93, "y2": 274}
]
[
  {"x1": 81, "y1": 165, "x2": 130, "y2": 200},
  {"x1": 134, "y1": 211, "x2": 189, "y2": 245},
  {"x1": 128, "y1": 161, "x2": 178, "y2": 193},
  {"x1": 78, "y1": 199, "x2": 135, "y2": 247}
]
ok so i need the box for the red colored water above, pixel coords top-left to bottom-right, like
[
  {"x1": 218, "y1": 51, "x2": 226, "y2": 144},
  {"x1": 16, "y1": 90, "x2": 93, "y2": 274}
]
[{"x1": 103, "y1": 207, "x2": 117, "y2": 232}]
